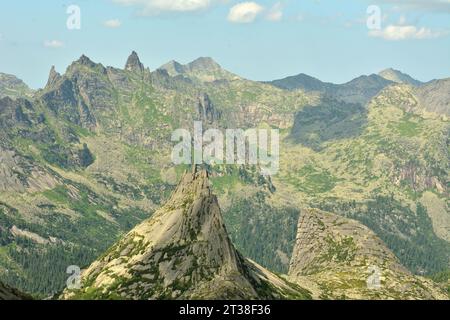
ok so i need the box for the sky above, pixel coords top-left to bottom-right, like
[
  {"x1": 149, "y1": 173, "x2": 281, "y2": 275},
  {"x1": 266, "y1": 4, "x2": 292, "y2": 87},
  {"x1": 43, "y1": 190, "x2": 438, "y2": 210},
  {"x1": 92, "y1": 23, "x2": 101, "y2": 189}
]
[{"x1": 0, "y1": 0, "x2": 449, "y2": 89}]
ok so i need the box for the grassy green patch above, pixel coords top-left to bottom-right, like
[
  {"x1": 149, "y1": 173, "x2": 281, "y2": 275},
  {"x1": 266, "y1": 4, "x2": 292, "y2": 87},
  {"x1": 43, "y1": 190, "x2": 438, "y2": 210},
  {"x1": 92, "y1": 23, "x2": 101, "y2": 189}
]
[
  {"x1": 211, "y1": 174, "x2": 240, "y2": 193},
  {"x1": 393, "y1": 114, "x2": 423, "y2": 137},
  {"x1": 286, "y1": 165, "x2": 338, "y2": 194}
]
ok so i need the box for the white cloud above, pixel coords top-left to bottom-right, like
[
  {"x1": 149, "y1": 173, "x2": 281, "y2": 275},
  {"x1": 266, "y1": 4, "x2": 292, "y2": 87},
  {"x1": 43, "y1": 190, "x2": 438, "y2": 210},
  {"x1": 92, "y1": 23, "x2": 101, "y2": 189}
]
[
  {"x1": 43, "y1": 40, "x2": 64, "y2": 48},
  {"x1": 380, "y1": 0, "x2": 450, "y2": 13},
  {"x1": 228, "y1": 2, "x2": 264, "y2": 23},
  {"x1": 369, "y1": 24, "x2": 448, "y2": 40},
  {"x1": 113, "y1": 0, "x2": 212, "y2": 15},
  {"x1": 104, "y1": 19, "x2": 122, "y2": 28},
  {"x1": 266, "y1": 2, "x2": 283, "y2": 22}
]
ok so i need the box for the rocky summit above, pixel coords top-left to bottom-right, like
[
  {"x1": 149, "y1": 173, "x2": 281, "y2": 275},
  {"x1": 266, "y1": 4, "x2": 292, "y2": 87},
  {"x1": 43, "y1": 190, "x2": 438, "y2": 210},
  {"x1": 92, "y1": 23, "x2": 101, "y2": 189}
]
[
  {"x1": 125, "y1": 51, "x2": 145, "y2": 74},
  {"x1": 62, "y1": 168, "x2": 310, "y2": 300},
  {"x1": 288, "y1": 209, "x2": 448, "y2": 300}
]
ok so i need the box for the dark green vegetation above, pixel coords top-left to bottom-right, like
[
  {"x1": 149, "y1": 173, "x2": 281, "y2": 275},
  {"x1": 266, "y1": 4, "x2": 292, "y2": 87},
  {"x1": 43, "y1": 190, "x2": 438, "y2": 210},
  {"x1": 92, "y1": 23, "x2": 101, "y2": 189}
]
[
  {"x1": 431, "y1": 270, "x2": 450, "y2": 295},
  {"x1": 0, "y1": 184, "x2": 149, "y2": 296},
  {"x1": 223, "y1": 193, "x2": 299, "y2": 273},
  {"x1": 289, "y1": 99, "x2": 367, "y2": 150}
]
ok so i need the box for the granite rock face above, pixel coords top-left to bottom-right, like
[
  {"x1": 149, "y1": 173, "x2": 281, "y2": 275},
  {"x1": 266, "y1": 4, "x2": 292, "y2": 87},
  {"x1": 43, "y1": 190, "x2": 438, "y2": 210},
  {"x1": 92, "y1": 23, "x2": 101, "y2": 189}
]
[
  {"x1": 62, "y1": 169, "x2": 310, "y2": 300},
  {"x1": 197, "y1": 93, "x2": 221, "y2": 124},
  {"x1": 288, "y1": 209, "x2": 449, "y2": 300},
  {"x1": 125, "y1": 51, "x2": 145, "y2": 74},
  {"x1": 45, "y1": 66, "x2": 62, "y2": 89}
]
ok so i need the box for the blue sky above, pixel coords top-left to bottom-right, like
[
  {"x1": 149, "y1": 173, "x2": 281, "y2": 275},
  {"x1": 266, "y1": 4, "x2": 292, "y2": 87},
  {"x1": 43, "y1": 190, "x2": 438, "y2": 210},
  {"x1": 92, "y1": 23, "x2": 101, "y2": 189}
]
[{"x1": 0, "y1": 0, "x2": 449, "y2": 88}]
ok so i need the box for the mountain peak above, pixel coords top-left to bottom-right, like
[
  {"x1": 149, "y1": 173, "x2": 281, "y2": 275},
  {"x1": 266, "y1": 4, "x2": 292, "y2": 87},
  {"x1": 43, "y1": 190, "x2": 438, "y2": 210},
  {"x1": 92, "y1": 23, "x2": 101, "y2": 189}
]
[
  {"x1": 159, "y1": 60, "x2": 185, "y2": 75},
  {"x1": 157, "y1": 57, "x2": 239, "y2": 82},
  {"x1": 62, "y1": 170, "x2": 310, "y2": 300},
  {"x1": 125, "y1": 51, "x2": 145, "y2": 73},
  {"x1": 187, "y1": 57, "x2": 221, "y2": 70},
  {"x1": 67, "y1": 55, "x2": 107, "y2": 75},
  {"x1": 269, "y1": 73, "x2": 330, "y2": 91},
  {"x1": 378, "y1": 68, "x2": 422, "y2": 86},
  {"x1": 76, "y1": 54, "x2": 96, "y2": 67}
]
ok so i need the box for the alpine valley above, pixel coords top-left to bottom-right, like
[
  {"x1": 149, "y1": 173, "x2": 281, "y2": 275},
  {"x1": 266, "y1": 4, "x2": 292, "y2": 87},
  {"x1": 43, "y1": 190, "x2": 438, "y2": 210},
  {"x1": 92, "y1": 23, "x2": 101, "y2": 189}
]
[{"x1": 0, "y1": 52, "x2": 449, "y2": 300}]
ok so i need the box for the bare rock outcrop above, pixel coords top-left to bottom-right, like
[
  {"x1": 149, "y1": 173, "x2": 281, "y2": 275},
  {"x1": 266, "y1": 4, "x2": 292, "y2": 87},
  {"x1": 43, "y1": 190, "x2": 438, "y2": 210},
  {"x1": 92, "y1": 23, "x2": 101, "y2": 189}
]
[
  {"x1": 288, "y1": 209, "x2": 449, "y2": 300},
  {"x1": 62, "y1": 169, "x2": 310, "y2": 300}
]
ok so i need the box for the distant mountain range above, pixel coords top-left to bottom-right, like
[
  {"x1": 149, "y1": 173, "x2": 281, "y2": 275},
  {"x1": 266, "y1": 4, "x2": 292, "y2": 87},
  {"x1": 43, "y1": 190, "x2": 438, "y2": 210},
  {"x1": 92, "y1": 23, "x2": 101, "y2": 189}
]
[
  {"x1": 0, "y1": 52, "x2": 448, "y2": 299},
  {"x1": 158, "y1": 57, "x2": 241, "y2": 83},
  {"x1": 269, "y1": 67, "x2": 424, "y2": 92},
  {"x1": 269, "y1": 68, "x2": 449, "y2": 115},
  {"x1": 2, "y1": 57, "x2": 447, "y2": 114}
]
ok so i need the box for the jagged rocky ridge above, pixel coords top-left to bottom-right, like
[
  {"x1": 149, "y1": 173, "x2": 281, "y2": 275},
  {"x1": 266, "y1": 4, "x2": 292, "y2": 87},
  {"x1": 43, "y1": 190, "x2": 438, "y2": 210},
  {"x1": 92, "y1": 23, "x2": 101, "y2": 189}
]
[
  {"x1": 0, "y1": 51, "x2": 448, "y2": 297},
  {"x1": 0, "y1": 51, "x2": 308, "y2": 295},
  {"x1": 62, "y1": 169, "x2": 310, "y2": 300},
  {"x1": 158, "y1": 57, "x2": 240, "y2": 83}
]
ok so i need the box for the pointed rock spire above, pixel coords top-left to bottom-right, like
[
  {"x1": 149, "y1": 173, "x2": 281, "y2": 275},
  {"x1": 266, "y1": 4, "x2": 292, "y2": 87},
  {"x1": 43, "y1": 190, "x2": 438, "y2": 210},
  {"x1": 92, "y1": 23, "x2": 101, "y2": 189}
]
[
  {"x1": 61, "y1": 170, "x2": 310, "y2": 300},
  {"x1": 125, "y1": 51, "x2": 145, "y2": 73},
  {"x1": 45, "y1": 66, "x2": 61, "y2": 88}
]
